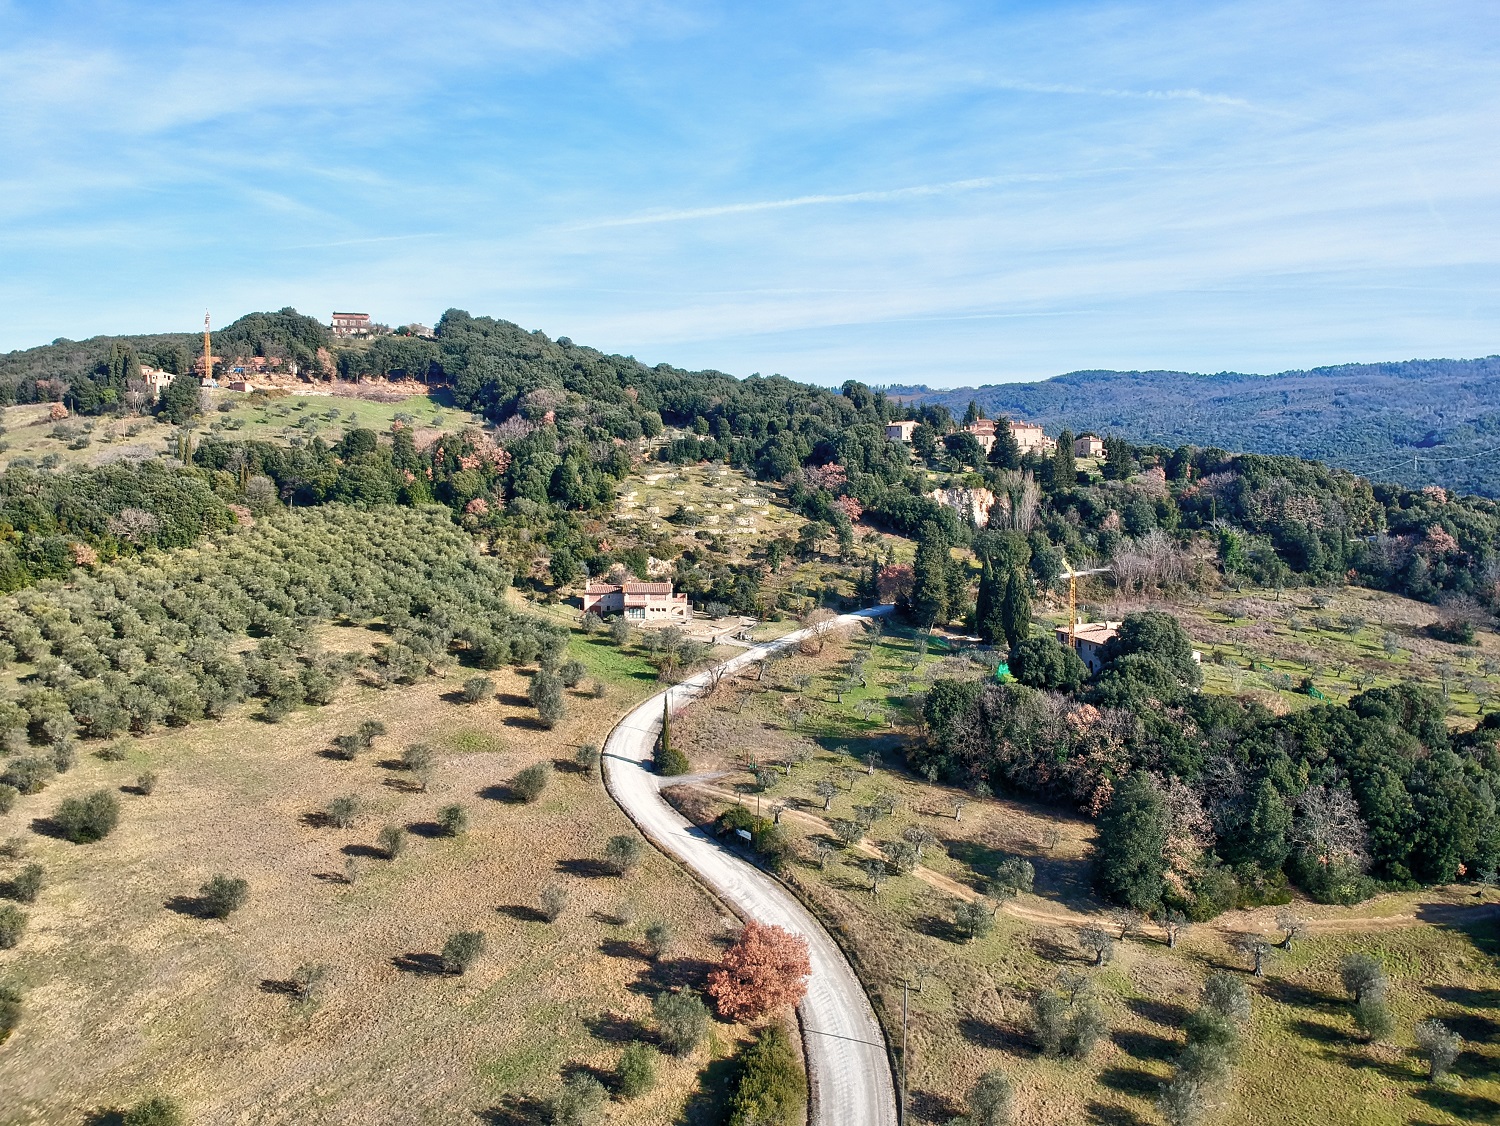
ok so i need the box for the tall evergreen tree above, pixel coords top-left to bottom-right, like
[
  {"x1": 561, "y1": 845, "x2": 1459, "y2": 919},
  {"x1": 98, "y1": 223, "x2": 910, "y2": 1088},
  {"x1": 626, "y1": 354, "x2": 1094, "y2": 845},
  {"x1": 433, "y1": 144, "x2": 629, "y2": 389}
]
[
  {"x1": 1095, "y1": 772, "x2": 1170, "y2": 910},
  {"x1": 963, "y1": 400, "x2": 983, "y2": 426},
  {"x1": 1103, "y1": 435, "x2": 1134, "y2": 481},
  {"x1": 999, "y1": 567, "x2": 1032, "y2": 650},
  {"x1": 988, "y1": 417, "x2": 1022, "y2": 470},
  {"x1": 911, "y1": 523, "x2": 951, "y2": 627},
  {"x1": 1241, "y1": 776, "x2": 1293, "y2": 871},
  {"x1": 1052, "y1": 429, "x2": 1076, "y2": 488},
  {"x1": 974, "y1": 561, "x2": 1004, "y2": 645}
]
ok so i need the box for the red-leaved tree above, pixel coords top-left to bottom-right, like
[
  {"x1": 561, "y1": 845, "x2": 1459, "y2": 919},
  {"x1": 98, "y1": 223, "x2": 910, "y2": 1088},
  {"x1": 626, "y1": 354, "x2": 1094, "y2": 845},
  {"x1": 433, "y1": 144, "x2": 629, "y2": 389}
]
[{"x1": 705, "y1": 921, "x2": 811, "y2": 1020}]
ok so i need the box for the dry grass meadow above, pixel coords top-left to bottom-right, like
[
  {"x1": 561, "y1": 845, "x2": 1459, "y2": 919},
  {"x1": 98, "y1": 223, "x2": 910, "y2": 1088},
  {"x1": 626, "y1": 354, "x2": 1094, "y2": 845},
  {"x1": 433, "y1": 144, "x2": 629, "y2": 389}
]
[
  {"x1": 666, "y1": 623, "x2": 1500, "y2": 1126},
  {"x1": 0, "y1": 628, "x2": 759, "y2": 1125}
]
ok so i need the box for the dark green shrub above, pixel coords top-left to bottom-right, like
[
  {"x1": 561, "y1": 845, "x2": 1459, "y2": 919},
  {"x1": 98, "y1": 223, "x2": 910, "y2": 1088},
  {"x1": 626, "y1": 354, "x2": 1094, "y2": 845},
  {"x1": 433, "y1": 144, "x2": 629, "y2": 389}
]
[
  {"x1": 653, "y1": 989, "x2": 709, "y2": 1056},
  {"x1": 654, "y1": 744, "x2": 689, "y2": 776},
  {"x1": 377, "y1": 824, "x2": 406, "y2": 859},
  {"x1": 1428, "y1": 619, "x2": 1476, "y2": 645},
  {"x1": 5, "y1": 863, "x2": 42, "y2": 904},
  {"x1": 199, "y1": 875, "x2": 249, "y2": 918},
  {"x1": 574, "y1": 744, "x2": 600, "y2": 773},
  {"x1": 0, "y1": 983, "x2": 20, "y2": 1044},
  {"x1": 437, "y1": 804, "x2": 468, "y2": 837},
  {"x1": 0, "y1": 904, "x2": 26, "y2": 949},
  {"x1": 330, "y1": 734, "x2": 362, "y2": 760},
  {"x1": 356, "y1": 719, "x2": 387, "y2": 746},
  {"x1": 0, "y1": 757, "x2": 54, "y2": 795},
  {"x1": 53, "y1": 789, "x2": 119, "y2": 843},
  {"x1": 644, "y1": 920, "x2": 673, "y2": 960},
  {"x1": 441, "y1": 930, "x2": 485, "y2": 974},
  {"x1": 725, "y1": 1025, "x2": 806, "y2": 1126},
  {"x1": 136, "y1": 771, "x2": 159, "y2": 796},
  {"x1": 559, "y1": 659, "x2": 586, "y2": 688},
  {"x1": 514, "y1": 762, "x2": 551, "y2": 803},
  {"x1": 122, "y1": 1095, "x2": 185, "y2": 1126},
  {"x1": 0, "y1": 783, "x2": 15, "y2": 814},
  {"x1": 460, "y1": 676, "x2": 494, "y2": 704},
  {"x1": 605, "y1": 833, "x2": 644, "y2": 876},
  {"x1": 325, "y1": 794, "x2": 361, "y2": 829},
  {"x1": 617, "y1": 1042, "x2": 657, "y2": 1098},
  {"x1": 550, "y1": 1073, "x2": 606, "y2": 1125}
]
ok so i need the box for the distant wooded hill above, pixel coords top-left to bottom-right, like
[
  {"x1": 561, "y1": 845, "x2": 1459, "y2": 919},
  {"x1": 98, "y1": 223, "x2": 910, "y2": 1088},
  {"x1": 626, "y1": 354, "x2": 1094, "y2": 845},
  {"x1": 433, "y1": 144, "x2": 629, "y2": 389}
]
[{"x1": 887, "y1": 356, "x2": 1500, "y2": 497}]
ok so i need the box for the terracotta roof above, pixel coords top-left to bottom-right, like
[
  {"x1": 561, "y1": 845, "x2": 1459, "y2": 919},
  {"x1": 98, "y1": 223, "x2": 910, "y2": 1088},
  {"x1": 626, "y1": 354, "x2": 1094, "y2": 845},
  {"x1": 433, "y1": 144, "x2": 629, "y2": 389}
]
[{"x1": 622, "y1": 581, "x2": 673, "y2": 594}]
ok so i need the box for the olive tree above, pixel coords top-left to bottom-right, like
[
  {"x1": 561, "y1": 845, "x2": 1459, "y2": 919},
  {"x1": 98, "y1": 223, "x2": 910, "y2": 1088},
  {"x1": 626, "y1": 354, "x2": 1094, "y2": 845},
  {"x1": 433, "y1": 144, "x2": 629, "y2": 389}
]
[
  {"x1": 1414, "y1": 1018, "x2": 1461, "y2": 1082},
  {"x1": 199, "y1": 875, "x2": 249, "y2": 919},
  {"x1": 441, "y1": 930, "x2": 486, "y2": 975},
  {"x1": 606, "y1": 834, "x2": 644, "y2": 876}
]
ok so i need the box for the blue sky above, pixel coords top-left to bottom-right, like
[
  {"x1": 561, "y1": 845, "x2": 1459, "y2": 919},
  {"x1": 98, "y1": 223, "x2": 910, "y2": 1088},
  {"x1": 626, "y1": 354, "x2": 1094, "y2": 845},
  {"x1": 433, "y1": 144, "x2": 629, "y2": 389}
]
[{"x1": 1, "y1": 1, "x2": 1496, "y2": 385}]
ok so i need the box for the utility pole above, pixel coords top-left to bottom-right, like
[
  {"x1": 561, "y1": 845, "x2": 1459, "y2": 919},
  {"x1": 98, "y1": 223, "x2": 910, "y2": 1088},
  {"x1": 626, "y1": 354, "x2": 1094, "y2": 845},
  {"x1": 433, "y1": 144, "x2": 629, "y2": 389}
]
[{"x1": 899, "y1": 979, "x2": 911, "y2": 1126}]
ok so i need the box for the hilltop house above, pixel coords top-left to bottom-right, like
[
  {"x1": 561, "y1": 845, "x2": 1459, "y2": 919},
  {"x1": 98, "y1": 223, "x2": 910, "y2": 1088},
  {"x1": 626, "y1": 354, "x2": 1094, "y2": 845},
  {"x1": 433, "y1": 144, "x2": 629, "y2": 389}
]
[
  {"x1": 140, "y1": 366, "x2": 175, "y2": 392},
  {"x1": 1073, "y1": 434, "x2": 1105, "y2": 458},
  {"x1": 1011, "y1": 420, "x2": 1055, "y2": 455},
  {"x1": 885, "y1": 420, "x2": 917, "y2": 442},
  {"x1": 964, "y1": 418, "x2": 998, "y2": 452},
  {"x1": 331, "y1": 312, "x2": 373, "y2": 338},
  {"x1": 582, "y1": 580, "x2": 690, "y2": 623}
]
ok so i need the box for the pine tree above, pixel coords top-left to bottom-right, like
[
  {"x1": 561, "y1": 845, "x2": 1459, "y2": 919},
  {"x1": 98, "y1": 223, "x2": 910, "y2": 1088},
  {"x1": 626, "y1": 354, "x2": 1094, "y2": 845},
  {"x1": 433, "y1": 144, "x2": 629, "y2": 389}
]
[
  {"x1": 999, "y1": 568, "x2": 1032, "y2": 650},
  {"x1": 963, "y1": 400, "x2": 983, "y2": 426}
]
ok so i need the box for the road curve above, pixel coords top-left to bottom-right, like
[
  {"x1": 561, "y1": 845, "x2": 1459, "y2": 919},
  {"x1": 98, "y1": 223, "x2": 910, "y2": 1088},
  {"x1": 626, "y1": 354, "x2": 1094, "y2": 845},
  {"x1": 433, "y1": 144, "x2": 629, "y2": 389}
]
[{"x1": 601, "y1": 607, "x2": 899, "y2": 1126}]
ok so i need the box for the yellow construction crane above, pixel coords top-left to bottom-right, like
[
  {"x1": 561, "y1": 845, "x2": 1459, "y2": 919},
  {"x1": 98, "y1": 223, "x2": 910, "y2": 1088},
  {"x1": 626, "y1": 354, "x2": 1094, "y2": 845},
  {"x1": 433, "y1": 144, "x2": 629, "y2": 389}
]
[
  {"x1": 1058, "y1": 554, "x2": 1112, "y2": 650},
  {"x1": 202, "y1": 311, "x2": 213, "y2": 384}
]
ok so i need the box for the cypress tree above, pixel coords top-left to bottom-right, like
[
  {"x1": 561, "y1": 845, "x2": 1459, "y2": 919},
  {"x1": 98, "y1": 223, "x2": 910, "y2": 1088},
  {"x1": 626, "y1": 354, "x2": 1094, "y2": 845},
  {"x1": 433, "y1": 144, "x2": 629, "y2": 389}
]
[
  {"x1": 1095, "y1": 772, "x2": 1170, "y2": 910},
  {"x1": 1052, "y1": 429, "x2": 1076, "y2": 487},
  {"x1": 988, "y1": 418, "x2": 1022, "y2": 470},
  {"x1": 999, "y1": 568, "x2": 1032, "y2": 650},
  {"x1": 911, "y1": 523, "x2": 951, "y2": 627},
  {"x1": 975, "y1": 562, "x2": 1006, "y2": 645}
]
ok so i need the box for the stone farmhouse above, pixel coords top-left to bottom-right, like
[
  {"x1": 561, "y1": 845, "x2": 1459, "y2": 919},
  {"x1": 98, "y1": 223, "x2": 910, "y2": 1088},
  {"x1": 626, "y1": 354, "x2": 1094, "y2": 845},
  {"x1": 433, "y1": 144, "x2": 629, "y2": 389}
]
[
  {"x1": 582, "y1": 580, "x2": 691, "y2": 623},
  {"x1": 1073, "y1": 434, "x2": 1105, "y2": 458}
]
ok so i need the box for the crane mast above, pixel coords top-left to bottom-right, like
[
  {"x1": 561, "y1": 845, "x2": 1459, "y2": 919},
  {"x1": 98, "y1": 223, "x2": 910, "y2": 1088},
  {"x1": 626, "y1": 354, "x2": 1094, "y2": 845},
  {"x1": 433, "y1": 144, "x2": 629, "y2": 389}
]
[{"x1": 202, "y1": 312, "x2": 212, "y2": 384}]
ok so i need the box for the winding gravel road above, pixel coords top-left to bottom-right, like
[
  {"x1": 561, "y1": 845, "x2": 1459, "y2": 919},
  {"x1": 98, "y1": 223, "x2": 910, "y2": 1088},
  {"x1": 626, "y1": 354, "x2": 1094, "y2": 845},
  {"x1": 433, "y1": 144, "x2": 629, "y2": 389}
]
[{"x1": 601, "y1": 608, "x2": 899, "y2": 1126}]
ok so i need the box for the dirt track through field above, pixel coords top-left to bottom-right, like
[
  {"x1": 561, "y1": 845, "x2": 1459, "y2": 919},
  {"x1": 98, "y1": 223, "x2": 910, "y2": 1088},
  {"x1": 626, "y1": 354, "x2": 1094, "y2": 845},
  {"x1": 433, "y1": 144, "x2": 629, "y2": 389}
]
[
  {"x1": 685, "y1": 785, "x2": 1500, "y2": 940},
  {"x1": 602, "y1": 609, "x2": 900, "y2": 1126}
]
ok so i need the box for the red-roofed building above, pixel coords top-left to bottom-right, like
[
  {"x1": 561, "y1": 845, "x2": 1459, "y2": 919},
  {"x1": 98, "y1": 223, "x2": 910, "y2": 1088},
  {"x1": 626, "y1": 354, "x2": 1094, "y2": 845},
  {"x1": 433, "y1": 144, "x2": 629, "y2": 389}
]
[{"x1": 582, "y1": 580, "x2": 690, "y2": 622}]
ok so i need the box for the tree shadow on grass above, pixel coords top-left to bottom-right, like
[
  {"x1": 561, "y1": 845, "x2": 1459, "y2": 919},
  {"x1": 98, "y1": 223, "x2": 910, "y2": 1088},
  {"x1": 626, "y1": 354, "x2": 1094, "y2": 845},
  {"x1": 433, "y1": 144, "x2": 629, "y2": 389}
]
[
  {"x1": 341, "y1": 843, "x2": 386, "y2": 859},
  {"x1": 910, "y1": 1090, "x2": 963, "y2": 1123},
  {"x1": 557, "y1": 858, "x2": 615, "y2": 879},
  {"x1": 82, "y1": 1111, "x2": 125, "y2": 1126},
  {"x1": 628, "y1": 957, "x2": 716, "y2": 995},
  {"x1": 477, "y1": 1095, "x2": 552, "y2": 1125},
  {"x1": 913, "y1": 914, "x2": 968, "y2": 945},
  {"x1": 676, "y1": 1053, "x2": 740, "y2": 1126},
  {"x1": 478, "y1": 783, "x2": 524, "y2": 804},
  {"x1": 600, "y1": 938, "x2": 650, "y2": 962},
  {"x1": 391, "y1": 952, "x2": 449, "y2": 975},
  {"x1": 1414, "y1": 1086, "x2": 1500, "y2": 1122},
  {"x1": 383, "y1": 776, "x2": 426, "y2": 793},
  {"x1": 497, "y1": 904, "x2": 548, "y2": 923},
  {"x1": 1288, "y1": 1018, "x2": 1345, "y2": 1045},
  {"x1": 163, "y1": 894, "x2": 211, "y2": 918},
  {"x1": 1337, "y1": 1047, "x2": 1417, "y2": 1083},
  {"x1": 1097, "y1": 1067, "x2": 1161, "y2": 1098},
  {"x1": 1431, "y1": 984, "x2": 1500, "y2": 1009},
  {"x1": 1455, "y1": 1046, "x2": 1500, "y2": 1083},
  {"x1": 405, "y1": 820, "x2": 447, "y2": 839},
  {"x1": 503, "y1": 716, "x2": 549, "y2": 731},
  {"x1": 585, "y1": 1011, "x2": 650, "y2": 1044},
  {"x1": 1125, "y1": 997, "x2": 1190, "y2": 1028},
  {"x1": 495, "y1": 692, "x2": 530, "y2": 708},
  {"x1": 561, "y1": 1060, "x2": 617, "y2": 1093},
  {"x1": 1260, "y1": 977, "x2": 1343, "y2": 1014},
  {"x1": 300, "y1": 811, "x2": 335, "y2": 829},
  {"x1": 28, "y1": 817, "x2": 70, "y2": 841},
  {"x1": 1438, "y1": 1010, "x2": 1500, "y2": 1045},
  {"x1": 259, "y1": 978, "x2": 301, "y2": 996},
  {"x1": 957, "y1": 1016, "x2": 1032, "y2": 1053},
  {"x1": 1113, "y1": 1029, "x2": 1179, "y2": 1063},
  {"x1": 1086, "y1": 1102, "x2": 1150, "y2": 1126}
]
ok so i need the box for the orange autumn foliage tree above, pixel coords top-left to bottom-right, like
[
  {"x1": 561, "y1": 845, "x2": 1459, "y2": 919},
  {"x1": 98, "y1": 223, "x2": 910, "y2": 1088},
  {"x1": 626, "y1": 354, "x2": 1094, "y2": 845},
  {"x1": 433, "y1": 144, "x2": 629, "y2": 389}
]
[{"x1": 705, "y1": 921, "x2": 811, "y2": 1020}]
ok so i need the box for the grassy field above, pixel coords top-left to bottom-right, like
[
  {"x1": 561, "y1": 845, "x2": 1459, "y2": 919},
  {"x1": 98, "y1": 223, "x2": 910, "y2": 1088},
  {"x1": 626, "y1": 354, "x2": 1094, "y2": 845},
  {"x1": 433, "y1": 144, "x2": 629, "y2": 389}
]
[
  {"x1": 665, "y1": 624, "x2": 1500, "y2": 1125},
  {"x1": 0, "y1": 391, "x2": 480, "y2": 472},
  {"x1": 0, "y1": 623, "x2": 760, "y2": 1125},
  {"x1": 1039, "y1": 582, "x2": 1500, "y2": 724}
]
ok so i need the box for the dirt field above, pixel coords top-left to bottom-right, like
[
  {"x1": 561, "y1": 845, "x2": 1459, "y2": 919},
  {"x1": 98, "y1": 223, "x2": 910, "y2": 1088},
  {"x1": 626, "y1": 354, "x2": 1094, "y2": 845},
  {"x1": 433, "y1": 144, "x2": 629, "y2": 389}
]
[
  {"x1": 0, "y1": 636, "x2": 754, "y2": 1125},
  {"x1": 666, "y1": 625, "x2": 1500, "y2": 1125}
]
